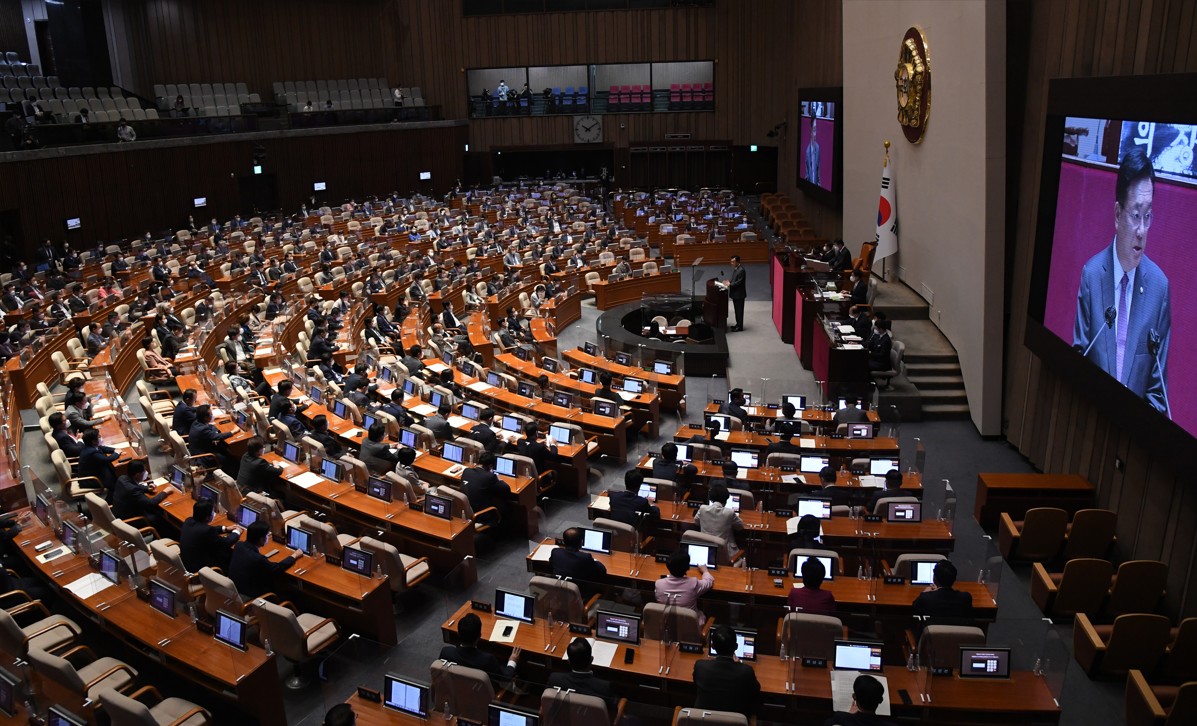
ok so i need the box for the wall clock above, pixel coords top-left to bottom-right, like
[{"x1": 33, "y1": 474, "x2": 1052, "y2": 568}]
[{"x1": 574, "y1": 115, "x2": 603, "y2": 144}]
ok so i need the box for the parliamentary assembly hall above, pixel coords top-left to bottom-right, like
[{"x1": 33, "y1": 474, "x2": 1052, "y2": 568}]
[{"x1": 0, "y1": 1, "x2": 1193, "y2": 724}]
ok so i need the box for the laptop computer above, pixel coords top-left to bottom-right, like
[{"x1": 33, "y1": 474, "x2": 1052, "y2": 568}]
[
  {"x1": 795, "y1": 555, "x2": 836, "y2": 580},
  {"x1": 847, "y1": 423, "x2": 873, "y2": 439},
  {"x1": 424, "y1": 493, "x2": 453, "y2": 520},
  {"x1": 795, "y1": 498, "x2": 832, "y2": 520},
  {"x1": 886, "y1": 501, "x2": 922, "y2": 523},
  {"x1": 487, "y1": 704, "x2": 539, "y2": 726},
  {"x1": 214, "y1": 610, "x2": 248, "y2": 651},
  {"x1": 579, "y1": 527, "x2": 612, "y2": 555},
  {"x1": 909, "y1": 559, "x2": 940, "y2": 585},
  {"x1": 833, "y1": 640, "x2": 883, "y2": 671},
  {"x1": 148, "y1": 579, "x2": 177, "y2": 618},
  {"x1": 685, "y1": 542, "x2": 718, "y2": 569},
  {"x1": 709, "y1": 627, "x2": 756, "y2": 661},
  {"x1": 800, "y1": 455, "x2": 830, "y2": 473},
  {"x1": 286, "y1": 525, "x2": 314, "y2": 554},
  {"x1": 869, "y1": 457, "x2": 901, "y2": 476},
  {"x1": 341, "y1": 546, "x2": 373, "y2": 576},
  {"x1": 730, "y1": 449, "x2": 759, "y2": 470},
  {"x1": 495, "y1": 588, "x2": 535, "y2": 623},
  {"x1": 383, "y1": 674, "x2": 430, "y2": 717},
  {"x1": 235, "y1": 504, "x2": 262, "y2": 527}
]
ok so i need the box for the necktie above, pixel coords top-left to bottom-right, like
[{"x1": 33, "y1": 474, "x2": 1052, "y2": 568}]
[{"x1": 1116, "y1": 272, "x2": 1129, "y2": 382}]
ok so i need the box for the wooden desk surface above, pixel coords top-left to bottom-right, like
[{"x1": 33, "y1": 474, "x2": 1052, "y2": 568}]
[
  {"x1": 976, "y1": 472, "x2": 1093, "y2": 492},
  {"x1": 635, "y1": 455, "x2": 925, "y2": 495},
  {"x1": 702, "y1": 401, "x2": 881, "y2": 424},
  {"x1": 13, "y1": 516, "x2": 285, "y2": 725},
  {"x1": 592, "y1": 271, "x2": 681, "y2": 310},
  {"x1": 523, "y1": 540, "x2": 995, "y2": 615},
  {"x1": 587, "y1": 494, "x2": 955, "y2": 549},
  {"x1": 439, "y1": 602, "x2": 1050, "y2": 718},
  {"x1": 672, "y1": 424, "x2": 899, "y2": 456}
]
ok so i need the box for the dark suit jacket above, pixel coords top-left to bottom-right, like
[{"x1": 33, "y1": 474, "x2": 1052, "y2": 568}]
[
  {"x1": 424, "y1": 415, "x2": 451, "y2": 441},
  {"x1": 549, "y1": 547, "x2": 607, "y2": 598},
  {"x1": 360, "y1": 438, "x2": 400, "y2": 475},
  {"x1": 545, "y1": 670, "x2": 617, "y2": 711},
  {"x1": 180, "y1": 517, "x2": 239, "y2": 572},
  {"x1": 310, "y1": 429, "x2": 344, "y2": 458},
  {"x1": 832, "y1": 406, "x2": 870, "y2": 427},
  {"x1": 78, "y1": 444, "x2": 120, "y2": 495},
  {"x1": 763, "y1": 440, "x2": 802, "y2": 459},
  {"x1": 720, "y1": 400, "x2": 749, "y2": 422},
  {"x1": 228, "y1": 541, "x2": 297, "y2": 599},
  {"x1": 469, "y1": 423, "x2": 499, "y2": 452},
  {"x1": 830, "y1": 246, "x2": 852, "y2": 272},
  {"x1": 607, "y1": 490, "x2": 659, "y2": 528},
  {"x1": 1073, "y1": 243, "x2": 1170, "y2": 413},
  {"x1": 188, "y1": 421, "x2": 230, "y2": 456},
  {"x1": 729, "y1": 266, "x2": 747, "y2": 300},
  {"x1": 912, "y1": 586, "x2": 973, "y2": 619},
  {"x1": 437, "y1": 644, "x2": 514, "y2": 685},
  {"x1": 172, "y1": 402, "x2": 197, "y2": 436},
  {"x1": 463, "y1": 467, "x2": 510, "y2": 517},
  {"x1": 53, "y1": 429, "x2": 83, "y2": 458},
  {"x1": 237, "y1": 453, "x2": 282, "y2": 491},
  {"x1": 651, "y1": 458, "x2": 680, "y2": 481},
  {"x1": 867, "y1": 332, "x2": 893, "y2": 371},
  {"x1": 693, "y1": 657, "x2": 760, "y2": 717},
  {"x1": 518, "y1": 439, "x2": 556, "y2": 474},
  {"x1": 111, "y1": 474, "x2": 165, "y2": 520},
  {"x1": 851, "y1": 279, "x2": 869, "y2": 305}
]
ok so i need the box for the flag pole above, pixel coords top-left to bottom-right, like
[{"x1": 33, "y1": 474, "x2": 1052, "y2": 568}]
[{"x1": 882, "y1": 140, "x2": 890, "y2": 282}]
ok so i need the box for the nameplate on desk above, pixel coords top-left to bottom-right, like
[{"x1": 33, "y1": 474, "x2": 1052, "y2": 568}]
[
  {"x1": 712, "y1": 399, "x2": 725, "y2": 405},
  {"x1": 710, "y1": 459, "x2": 727, "y2": 467},
  {"x1": 356, "y1": 686, "x2": 381, "y2": 703},
  {"x1": 767, "y1": 567, "x2": 788, "y2": 577},
  {"x1": 569, "y1": 624, "x2": 593, "y2": 636},
  {"x1": 196, "y1": 620, "x2": 214, "y2": 635},
  {"x1": 470, "y1": 600, "x2": 492, "y2": 613},
  {"x1": 408, "y1": 500, "x2": 422, "y2": 510},
  {"x1": 678, "y1": 642, "x2": 704, "y2": 654},
  {"x1": 931, "y1": 667, "x2": 953, "y2": 677},
  {"x1": 685, "y1": 500, "x2": 702, "y2": 509},
  {"x1": 883, "y1": 575, "x2": 906, "y2": 585},
  {"x1": 829, "y1": 433, "x2": 844, "y2": 439},
  {"x1": 687, "y1": 423, "x2": 703, "y2": 429},
  {"x1": 863, "y1": 515, "x2": 882, "y2": 523},
  {"x1": 646, "y1": 452, "x2": 659, "y2": 459},
  {"x1": 773, "y1": 509, "x2": 794, "y2": 518},
  {"x1": 135, "y1": 587, "x2": 150, "y2": 601},
  {"x1": 801, "y1": 657, "x2": 827, "y2": 668},
  {"x1": 765, "y1": 403, "x2": 779, "y2": 409},
  {"x1": 325, "y1": 555, "x2": 342, "y2": 567},
  {"x1": 655, "y1": 554, "x2": 670, "y2": 564},
  {"x1": 272, "y1": 533, "x2": 285, "y2": 544}
]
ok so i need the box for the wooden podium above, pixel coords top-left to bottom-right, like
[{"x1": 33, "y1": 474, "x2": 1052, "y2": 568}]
[{"x1": 704, "y1": 278, "x2": 728, "y2": 329}]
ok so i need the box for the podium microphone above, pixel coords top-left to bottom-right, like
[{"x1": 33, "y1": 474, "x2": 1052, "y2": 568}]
[
  {"x1": 1147, "y1": 329, "x2": 1172, "y2": 420},
  {"x1": 1080, "y1": 306, "x2": 1117, "y2": 358}
]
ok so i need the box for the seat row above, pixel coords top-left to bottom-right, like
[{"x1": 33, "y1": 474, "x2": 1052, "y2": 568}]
[{"x1": 1, "y1": 72, "x2": 56, "y2": 90}]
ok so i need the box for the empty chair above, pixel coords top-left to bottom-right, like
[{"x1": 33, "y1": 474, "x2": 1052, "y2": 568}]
[
  {"x1": 355, "y1": 536, "x2": 431, "y2": 596},
  {"x1": 540, "y1": 688, "x2": 624, "y2": 726},
  {"x1": 1074, "y1": 613, "x2": 1172, "y2": 678},
  {"x1": 916, "y1": 625, "x2": 986, "y2": 669},
  {"x1": 673, "y1": 707, "x2": 748, "y2": 726},
  {"x1": 0, "y1": 603, "x2": 81, "y2": 659},
  {"x1": 1163, "y1": 618, "x2": 1197, "y2": 683},
  {"x1": 642, "y1": 602, "x2": 709, "y2": 643},
  {"x1": 776, "y1": 612, "x2": 843, "y2": 660},
  {"x1": 890, "y1": 553, "x2": 947, "y2": 579},
  {"x1": 100, "y1": 687, "x2": 211, "y2": 726},
  {"x1": 1125, "y1": 672, "x2": 1197, "y2": 726},
  {"x1": 254, "y1": 600, "x2": 340, "y2": 689},
  {"x1": 998, "y1": 507, "x2": 1068, "y2": 562},
  {"x1": 529, "y1": 575, "x2": 598, "y2": 624},
  {"x1": 1107, "y1": 560, "x2": 1168, "y2": 617},
  {"x1": 430, "y1": 660, "x2": 495, "y2": 725},
  {"x1": 1063, "y1": 509, "x2": 1117, "y2": 560},
  {"x1": 27, "y1": 645, "x2": 137, "y2": 703},
  {"x1": 1031, "y1": 557, "x2": 1114, "y2": 618}
]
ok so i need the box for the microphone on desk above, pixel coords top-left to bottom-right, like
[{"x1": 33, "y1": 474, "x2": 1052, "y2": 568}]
[{"x1": 1078, "y1": 306, "x2": 1117, "y2": 358}]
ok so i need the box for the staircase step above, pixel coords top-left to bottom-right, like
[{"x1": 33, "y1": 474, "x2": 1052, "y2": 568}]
[
  {"x1": 903, "y1": 352, "x2": 960, "y2": 365},
  {"x1": 905, "y1": 375, "x2": 964, "y2": 390},
  {"x1": 919, "y1": 389, "x2": 969, "y2": 405},
  {"x1": 922, "y1": 403, "x2": 972, "y2": 419},
  {"x1": 906, "y1": 363, "x2": 961, "y2": 375}
]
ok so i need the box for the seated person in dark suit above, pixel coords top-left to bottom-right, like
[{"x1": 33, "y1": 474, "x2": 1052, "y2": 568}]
[
  {"x1": 763, "y1": 430, "x2": 802, "y2": 459},
  {"x1": 850, "y1": 269, "x2": 869, "y2": 305},
  {"x1": 818, "y1": 465, "x2": 851, "y2": 508},
  {"x1": 866, "y1": 319, "x2": 893, "y2": 372},
  {"x1": 360, "y1": 422, "x2": 401, "y2": 476},
  {"x1": 462, "y1": 452, "x2": 511, "y2": 528},
  {"x1": 78, "y1": 428, "x2": 121, "y2": 499},
  {"x1": 276, "y1": 399, "x2": 307, "y2": 439},
  {"x1": 237, "y1": 437, "x2": 283, "y2": 493},
  {"x1": 912, "y1": 561, "x2": 973, "y2": 620},
  {"x1": 787, "y1": 555, "x2": 836, "y2": 616},
  {"x1": 439, "y1": 612, "x2": 521, "y2": 687},
  {"x1": 866, "y1": 470, "x2": 905, "y2": 514},
  {"x1": 49, "y1": 412, "x2": 83, "y2": 458},
  {"x1": 720, "y1": 388, "x2": 749, "y2": 423},
  {"x1": 188, "y1": 404, "x2": 237, "y2": 476},
  {"x1": 546, "y1": 638, "x2": 617, "y2": 712},
  {"x1": 180, "y1": 498, "x2": 239, "y2": 572},
  {"x1": 550, "y1": 527, "x2": 607, "y2": 600},
  {"x1": 469, "y1": 407, "x2": 500, "y2": 453},
  {"x1": 607, "y1": 469, "x2": 660, "y2": 529},
  {"x1": 849, "y1": 305, "x2": 873, "y2": 339},
  {"x1": 401, "y1": 344, "x2": 425, "y2": 377},
  {"x1": 380, "y1": 390, "x2": 414, "y2": 427},
  {"x1": 308, "y1": 414, "x2": 344, "y2": 458},
  {"x1": 824, "y1": 674, "x2": 895, "y2": 726},
  {"x1": 228, "y1": 521, "x2": 301, "y2": 600},
  {"x1": 110, "y1": 460, "x2": 167, "y2": 529},
  {"x1": 518, "y1": 421, "x2": 558, "y2": 475},
  {"x1": 693, "y1": 625, "x2": 761, "y2": 718},
  {"x1": 652, "y1": 442, "x2": 682, "y2": 481},
  {"x1": 172, "y1": 389, "x2": 198, "y2": 436},
  {"x1": 423, "y1": 402, "x2": 453, "y2": 441},
  {"x1": 592, "y1": 372, "x2": 621, "y2": 404},
  {"x1": 832, "y1": 397, "x2": 870, "y2": 427},
  {"x1": 269, "y1": 379, "x2": 309, "y2": 419}
]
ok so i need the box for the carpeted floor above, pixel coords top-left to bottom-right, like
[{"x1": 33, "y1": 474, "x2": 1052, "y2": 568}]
[{"x1": 14, "y1": 262, "x2": 1124, "y2": 725}]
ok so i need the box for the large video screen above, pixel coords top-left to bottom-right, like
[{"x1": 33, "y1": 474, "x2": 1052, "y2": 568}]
[
  {"x1": 1040, "y1": 116, "x2": 1196, "y2": 437},
  {"x1": 799, "y1": 100, "x2": 835, "y2": 192}
]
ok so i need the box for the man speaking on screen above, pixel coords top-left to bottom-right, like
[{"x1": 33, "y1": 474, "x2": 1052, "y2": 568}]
[{"x1": 1073, "y1": 146, "x2": 1171, "y2": 417}]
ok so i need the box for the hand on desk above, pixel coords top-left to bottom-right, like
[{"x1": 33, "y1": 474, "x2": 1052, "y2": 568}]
[{"x1": 290, "y1": 548, "x2": 304, "y2": 559}]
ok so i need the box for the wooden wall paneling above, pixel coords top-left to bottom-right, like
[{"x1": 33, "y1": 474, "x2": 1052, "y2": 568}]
[{"x1": 0, "y1": 0, "x2": 27, "y2": 59}]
